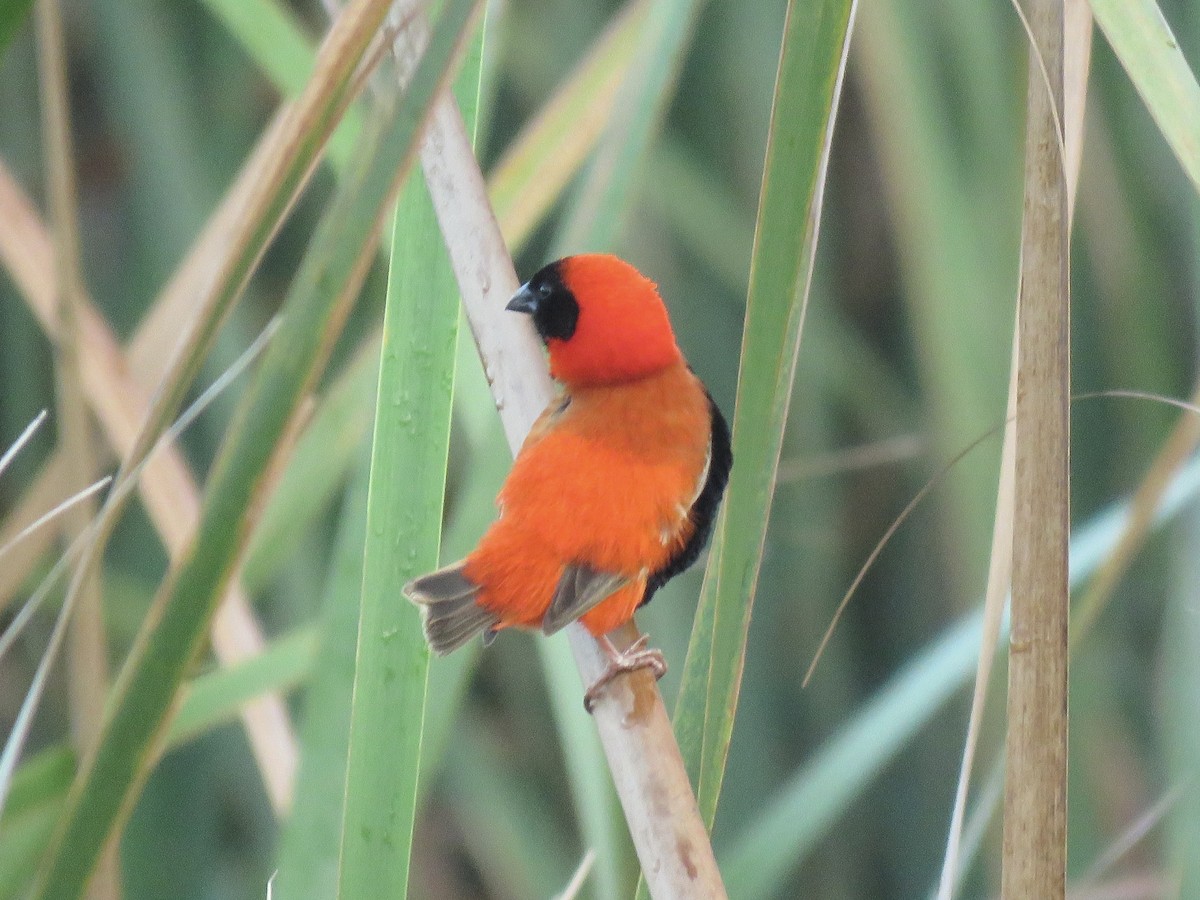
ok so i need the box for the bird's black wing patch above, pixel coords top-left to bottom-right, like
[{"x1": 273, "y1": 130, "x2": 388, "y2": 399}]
[{"x1": 639, "y1": 391, "x2": 733, "y2": 608}]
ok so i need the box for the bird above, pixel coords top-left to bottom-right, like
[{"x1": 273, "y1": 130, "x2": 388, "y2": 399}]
[{"x1": 404, "y1": 254, "x2": 732, "y2": 710}]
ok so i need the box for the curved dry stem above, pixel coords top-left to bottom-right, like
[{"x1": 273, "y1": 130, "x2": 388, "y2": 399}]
[
  {"x1": 34, "y1": 3, "x2": 117, "y2": 889},
  {"x1": 803, "y1": 420, "x2": 1008, "y2": 688},
  {"x1": 937, "y1": 330, "x2": 1018, "y2": 900}
]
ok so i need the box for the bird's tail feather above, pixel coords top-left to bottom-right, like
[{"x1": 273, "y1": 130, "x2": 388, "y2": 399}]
[{"x1": 405, "y1": 563, "x2": 500, "y2": 654}]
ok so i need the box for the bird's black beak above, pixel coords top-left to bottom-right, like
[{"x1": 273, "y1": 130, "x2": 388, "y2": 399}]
[{"x1": 505, "y1": 283, "x2": 539, "y2": 315}]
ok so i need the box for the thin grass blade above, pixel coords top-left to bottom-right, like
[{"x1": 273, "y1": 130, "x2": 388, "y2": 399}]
[
  {"x1": 336, "y1": 8, "x2": 483, "y2": 896},
  {"x1": 272, "y1": 454, "x2": 370, "y2": 899},
  {"x1": 671, "y1": 0, "x2": 857, "y2": 827},
  {"x1": 0, "y1": 476, "x2": 109, "y2": 567}
]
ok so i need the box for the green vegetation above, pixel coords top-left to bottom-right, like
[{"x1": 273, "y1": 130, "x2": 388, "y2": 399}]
[{"x1": 1, "y1": 0, "x2": 1199, "y2": 897}]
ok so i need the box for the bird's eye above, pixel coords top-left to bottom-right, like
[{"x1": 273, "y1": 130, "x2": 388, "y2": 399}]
[{"x1": 538, "y1": 283, "x2": 553, "y2": 298}]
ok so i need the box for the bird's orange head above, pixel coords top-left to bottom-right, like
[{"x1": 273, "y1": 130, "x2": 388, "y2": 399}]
[{"x1": 506, "y1": 254, "x2": 682, "y2": 386}]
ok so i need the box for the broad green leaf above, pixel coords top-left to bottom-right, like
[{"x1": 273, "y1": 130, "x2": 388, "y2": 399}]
[
  {"x1": 28, "y1": 3, "x2": 476, "y2": 892},
  {"x1": 334, "y1": 165, "x2": 450, "y2": 900},
  {"x1": 336, "y1": 7, "x2": 484, "y2": 895},
  {"x1": 672, "y1": 0, "x2": 856, "y2": 828}
]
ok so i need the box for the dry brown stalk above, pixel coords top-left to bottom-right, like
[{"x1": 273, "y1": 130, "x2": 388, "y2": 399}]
[
  {"x1": 1002, "y1": 0, "x2": 1071, "y2": 895},
  {"x1": 33, "y1": 0, "x2": 120, "y2": 895}
]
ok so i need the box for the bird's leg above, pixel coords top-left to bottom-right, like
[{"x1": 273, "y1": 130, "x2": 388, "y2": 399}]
[{"x1": 583, "y1": 633, "x2": 667, "y2": 713}]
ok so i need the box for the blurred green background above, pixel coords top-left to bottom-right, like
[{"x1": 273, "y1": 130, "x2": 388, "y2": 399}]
[{"x1": 2, "y1": 0, "x2": 1198, "y2": 897}]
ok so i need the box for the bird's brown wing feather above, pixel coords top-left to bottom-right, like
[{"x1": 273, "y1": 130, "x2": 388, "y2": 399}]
[
  {"x1": 405, "y1": 563, "x2": 500, "y2": 654},
  {"x1": 541, "y1": 564, "x2": 629, "y2": 635}
]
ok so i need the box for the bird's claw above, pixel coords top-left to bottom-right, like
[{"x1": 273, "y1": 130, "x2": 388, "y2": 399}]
[{"x1": 583, "y1": 634, "x2": 667, "y2": 713}]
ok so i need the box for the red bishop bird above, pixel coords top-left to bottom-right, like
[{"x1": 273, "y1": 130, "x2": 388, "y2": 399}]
[{"x1": 404, "y1": 254, "x2": 732, "y2": 709}]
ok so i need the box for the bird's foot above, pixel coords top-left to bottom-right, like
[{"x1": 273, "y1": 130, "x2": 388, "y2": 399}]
[{"x1": 583, "y1": 634, "x2": 667, "y2": 713}]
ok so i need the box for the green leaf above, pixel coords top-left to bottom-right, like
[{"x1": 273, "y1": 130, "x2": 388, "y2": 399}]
[
  {"x1": 334, "y1": 166, "x2": 449, "y2": 900},
  {"x1": 671, "y1": 0, "x2": 856, "y2": 827},
  {"x1": 336, "y1": 5, "x2": 485, "y2": 896},
  {"x1": 1091, "y1": 0, "x2": 1200, "y2": 194},
  {"x1": 170, "y1": 628, "x2": 317, "y2": 746}
]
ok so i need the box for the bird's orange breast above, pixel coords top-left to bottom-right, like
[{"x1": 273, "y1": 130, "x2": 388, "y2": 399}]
[{"x1": 463, "y1": 360, "x2": 713, "y2": 635}]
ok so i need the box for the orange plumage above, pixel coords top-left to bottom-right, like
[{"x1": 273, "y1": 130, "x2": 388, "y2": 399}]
[{"x1": 405, "y1": 254, "x2": 731, "y2": 662}]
